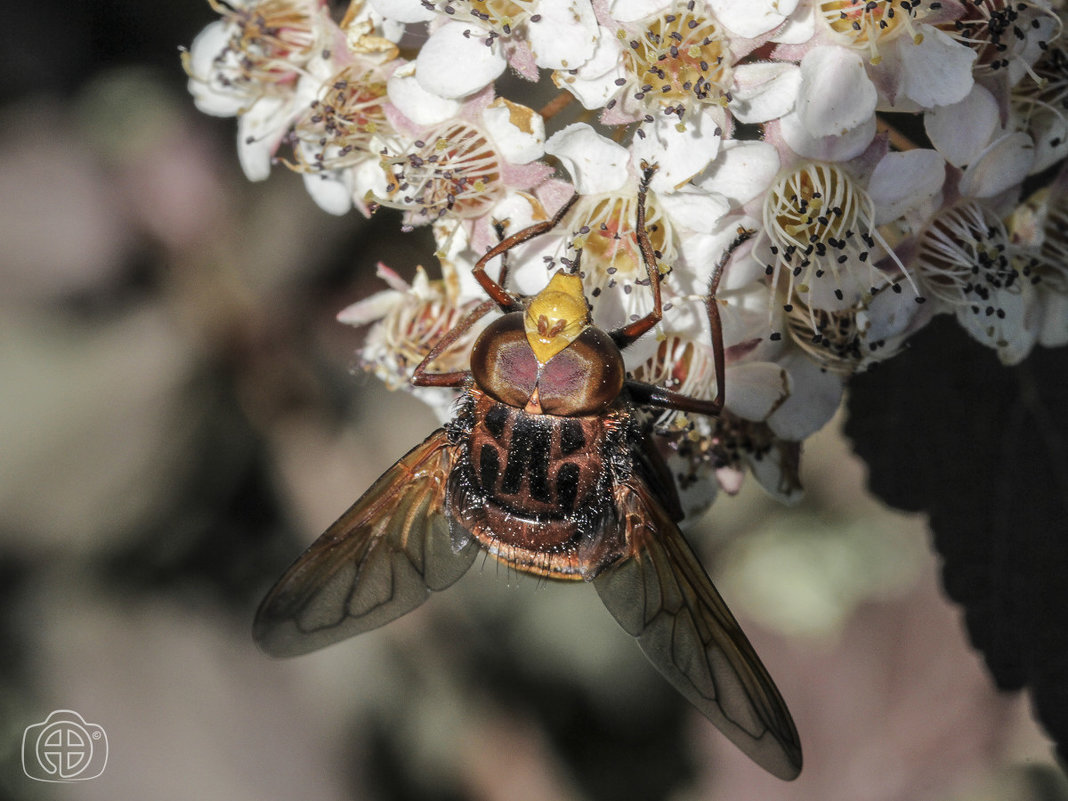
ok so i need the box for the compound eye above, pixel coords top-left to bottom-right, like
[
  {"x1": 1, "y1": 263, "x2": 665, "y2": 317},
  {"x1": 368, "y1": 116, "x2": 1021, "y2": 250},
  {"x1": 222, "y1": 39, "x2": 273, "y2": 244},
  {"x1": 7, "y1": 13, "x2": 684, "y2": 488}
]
[
  {"x1": 470, "y1": 313, "x2": 538, "y2": 407},
  {"x1": 538, "y1": 327, "x2": 624, "y2": 415}
]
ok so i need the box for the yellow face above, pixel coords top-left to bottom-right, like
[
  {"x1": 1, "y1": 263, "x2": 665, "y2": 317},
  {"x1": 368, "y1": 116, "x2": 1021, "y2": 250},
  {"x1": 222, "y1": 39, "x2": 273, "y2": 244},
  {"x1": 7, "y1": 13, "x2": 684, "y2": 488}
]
[{"x1": 524, "y1": 271, "x2": 590, "y2": 364}]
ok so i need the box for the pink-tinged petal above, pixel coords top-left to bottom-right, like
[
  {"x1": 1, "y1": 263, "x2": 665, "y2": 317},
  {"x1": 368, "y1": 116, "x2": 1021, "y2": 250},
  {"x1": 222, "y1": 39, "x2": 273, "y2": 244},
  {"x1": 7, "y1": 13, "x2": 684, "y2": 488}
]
[
  {"x1": 545, "y1": 123, "x2": 629, "y2": 194},
  {"x1": 388, "y1": 63, "x2": 462, "y2": 125},
  {"x1": 376, "y1": 262, "x2": 413, "y2": 292},
  {"x1": 767, "y1": 350, "x2": 844, "y2": 440},
  {"x1": 868, "y1": 149, "x2": 946, "y2": 224},
  {"x1": 899, "y1": 28, "x2": 975, "y2": 108},
  {"x1": 776, "y1": 109, "x2": 876, "y2": 162},
  {"x1": 708, "y1": 0, "x2": 799, "y2": 38},
  {"x1": 336, "y1": 288, "x2": 404, "y2": 326},
  {"x1": 959, "y1": 132, "x2": 1034, "y2": 199},
  {"x1": 798, "y1": 46, "x2": 877, "y2": 137},
  {"x1": 724, "y1": 362, "x2": 789, "y2": 421},
  {"x1": 925, "y1": 84, "x2": 998, "y2": 167},
  {"x1": 368, "y1": 0, "x2": 435, "y2": 22},
  {"x1": 416, "y1": 22, "x2": 507, "y2": 99},
  {"x1": 730, "y1": 62, "x2": 801, "y2": 124},
  {"x1": 528, "y1": 0, "x2": 599, "y2": 69}
]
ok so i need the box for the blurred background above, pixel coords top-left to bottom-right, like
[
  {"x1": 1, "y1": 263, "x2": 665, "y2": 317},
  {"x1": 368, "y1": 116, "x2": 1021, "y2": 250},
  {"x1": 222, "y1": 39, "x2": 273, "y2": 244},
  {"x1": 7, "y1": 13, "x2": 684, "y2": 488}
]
[{"x1": 0, "y1": 3, "x2": 1064, "y2": 800}]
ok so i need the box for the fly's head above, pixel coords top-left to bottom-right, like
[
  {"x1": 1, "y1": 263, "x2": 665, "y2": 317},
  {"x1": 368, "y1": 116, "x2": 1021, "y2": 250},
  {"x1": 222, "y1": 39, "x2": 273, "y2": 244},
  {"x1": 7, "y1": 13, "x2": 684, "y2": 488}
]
[{"x1": 470, "y1": 270, "x2": 626, "y2": 416}]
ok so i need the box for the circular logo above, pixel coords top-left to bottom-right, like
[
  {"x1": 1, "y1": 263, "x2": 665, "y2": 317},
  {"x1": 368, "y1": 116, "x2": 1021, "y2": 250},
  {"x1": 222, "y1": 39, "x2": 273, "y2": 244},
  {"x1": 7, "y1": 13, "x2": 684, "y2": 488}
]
[{"x1": 35, "y1": 719, "x2": 94, "y2": 779}]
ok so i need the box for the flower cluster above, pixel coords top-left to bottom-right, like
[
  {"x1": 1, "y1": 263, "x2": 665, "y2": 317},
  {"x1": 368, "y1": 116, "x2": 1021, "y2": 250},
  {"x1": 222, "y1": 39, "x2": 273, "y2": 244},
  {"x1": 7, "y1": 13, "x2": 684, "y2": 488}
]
[{"x1": 185, "y1": 0, "x2": 1068, "y2": 511}]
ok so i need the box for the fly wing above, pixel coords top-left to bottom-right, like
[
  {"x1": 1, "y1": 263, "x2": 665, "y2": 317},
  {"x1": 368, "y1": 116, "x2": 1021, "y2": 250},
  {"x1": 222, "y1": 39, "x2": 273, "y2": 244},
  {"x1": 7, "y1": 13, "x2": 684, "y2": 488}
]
[
  {"x1": 593, "y1": 481, "x2": 802, "y2": 780},
  {"x1": 254, "y1": 429, "x2": 478, "y2": 657}
]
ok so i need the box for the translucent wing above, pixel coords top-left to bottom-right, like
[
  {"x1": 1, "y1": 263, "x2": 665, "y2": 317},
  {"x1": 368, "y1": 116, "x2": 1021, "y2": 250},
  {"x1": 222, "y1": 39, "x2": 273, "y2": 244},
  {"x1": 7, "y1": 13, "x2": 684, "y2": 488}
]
[
  {"x1": 254, "y1": 429, "x2": 478, "y2": 657},
  {"x1": 593, "y1": 481, "x2": 803, "y2": 780}
]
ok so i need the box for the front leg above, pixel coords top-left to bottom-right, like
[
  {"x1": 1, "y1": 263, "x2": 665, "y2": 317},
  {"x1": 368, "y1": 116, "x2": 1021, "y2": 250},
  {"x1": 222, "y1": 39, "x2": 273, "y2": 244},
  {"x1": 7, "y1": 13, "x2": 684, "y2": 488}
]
[{"x1": 411, "y1": 298, "x2": 496, "y2": 388}]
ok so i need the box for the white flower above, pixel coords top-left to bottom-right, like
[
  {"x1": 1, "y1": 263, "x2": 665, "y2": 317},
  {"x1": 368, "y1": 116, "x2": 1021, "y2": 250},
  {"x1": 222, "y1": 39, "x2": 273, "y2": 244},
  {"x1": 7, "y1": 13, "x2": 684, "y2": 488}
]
[{"x1": 183, "y1": 0, "x2": 331, "y2": 180}]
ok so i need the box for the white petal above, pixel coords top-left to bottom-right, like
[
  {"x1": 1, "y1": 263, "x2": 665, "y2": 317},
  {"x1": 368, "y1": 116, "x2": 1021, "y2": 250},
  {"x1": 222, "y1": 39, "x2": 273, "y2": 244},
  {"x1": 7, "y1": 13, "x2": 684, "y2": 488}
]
[
  {"x1": 767, "y1": 351, "x2": 844, "y2": 440},
  {"x1": 698, "y1": 140, "x2": 780, "y2": 207},
  {"x1": 187, "y1": 22, "x2": 248, "y2": 117},
  {"x1": 303, "y1": 170, "x2": 354, "y2": 215},
  {"x1": 771, "y1": 4, "x2": 815, "y2": 44},
  {"x1": 708, "y1": 0, "x2": 799, "y2": 38},
  {"x1": 368, "y1": 0, "x2": 435, "y2": 23},
  {"x1": 867, "y1": 149, "x2": 946, "y2": 224},
  {"x1": 658, "y1": 187, "x2": 731, "y2": 233},
  {"x1": 778, "y1": 108, "x2": 876, "y2": 162},
  {"x1": 924, "y1": 84, "x2": 998, "y2": 167},
  {"x1": 899, "y1": 27, "x2": 975, "y2": 108},
  {"x1": 798, "y1": 46, "x2": 877, "y2": 137},
  {"x1": 610, "y1": 0, "x2": 671, "y2": 23},
  {"x1": 555, "y1": 34, "x2": 626, "y2": 110},
  {"x1": 236, "y1": 96, "x2": 290, "y2": 181},
  {"x1": 858, "y1": 286, "x2": 920, "y2": 343},
  {"x1": 545, "y1": 123, "x2": 630, "y2": 194},
  {"x1": 528, "y1": 0, "x2": 599, "y2": 69},
  {"x1": 388, "y1": 63, "x2": 463, "y2": 125},
  {"x1": 416, "y1": 22, "x2": 507, "y2": 99},
  {"x1": 1037, "y1": 289, "x2": 1068, "y2": 348},
  {"x1": 724, "y1": 362, "x2": 789, "y2": 421},
  {"x1": 633, "y1": 111, "x2": 721, "y2": 191},
  {"x1": 1028, "y1": 107, "x2": 1068, "y2": 174},
  {"x1": 730, "y1": 62, "x2": 801, "y2": 124},
  {"x1": 959, "y1": 132, "x2": 1034, "y2": 198},
  {"x1": 482, "y1": 99, "x2": 545, "y2": 164}
]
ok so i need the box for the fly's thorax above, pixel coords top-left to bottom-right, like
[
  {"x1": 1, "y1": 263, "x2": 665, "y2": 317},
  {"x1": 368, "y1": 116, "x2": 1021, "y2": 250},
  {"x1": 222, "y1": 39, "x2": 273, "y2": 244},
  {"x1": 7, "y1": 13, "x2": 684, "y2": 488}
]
[{"x1": 469, "y1": 312, "x2": 626, "y2": 416}]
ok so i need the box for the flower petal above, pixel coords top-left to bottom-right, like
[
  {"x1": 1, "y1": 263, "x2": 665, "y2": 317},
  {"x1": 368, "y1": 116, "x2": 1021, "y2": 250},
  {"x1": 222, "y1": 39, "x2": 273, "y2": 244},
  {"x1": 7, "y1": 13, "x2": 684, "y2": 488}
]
[
  {"x1": 899, "y1": 27, "x2": 975, "y2": 108},
  {"x1": 388, "y1": 62, "x2": 463, "y2": 125},
  {"x1": 368, "y1": 0, "x2": 436, "y2": 23},
  {"x1": 798, "y1": 46, "x2": 877, "y2": 137},
  {"x1": 777, "y1": 109, "x2": 876, "y2": 162},
  {"x1": 482, "y1": 99, "x2": 545, "y2": 164},
  {"x1": 545, "y1": 123, "x2": 630, "y2": 194},
  {"x1": 708, "y1": 0, "x2": 799, "y2": 38},
  {"x1": 925, "y1": 84, "x2": 998, "y2": 167},
  {"x1": 416, "y1": 21, "x2": 507, "y2": 99},
  {"x1": 959, "y1": 132, "x2": 1035, "y2": 198},
  {"x1": 868, "y1": 149, "x2": 946, "y2": 224},
  {"x1": 730, "y1": 62, "x2": 801, "y2": 124},
  {"x1": 528, "y1": 0, "x2": 599, "y2": 69},
  {"x1": 698, "y1": 140, "x2": 780, "y2": 207}
]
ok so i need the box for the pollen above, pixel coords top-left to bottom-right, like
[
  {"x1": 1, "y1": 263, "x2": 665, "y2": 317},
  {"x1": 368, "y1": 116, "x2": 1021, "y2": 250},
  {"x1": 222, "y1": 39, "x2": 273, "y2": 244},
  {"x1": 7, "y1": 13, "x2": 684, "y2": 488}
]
[
  {"x1": 622, "y1": 3, "x2": 733, "y2": 117},
  {"x1": 819, "y1": 0, "x2": 926, "y2": 65},
  {"x1": 288, "y1": 65, "x2": 392, "y2": 172},
  {"x1": 525, "y1": 271, "x2": 590, "y2": 363},
  {"x1": 379, "y1": 122, "x2": 503, "y2": 222},
  {"x1": 762, "y1": 162, "x2": 913, "y2": 331}
]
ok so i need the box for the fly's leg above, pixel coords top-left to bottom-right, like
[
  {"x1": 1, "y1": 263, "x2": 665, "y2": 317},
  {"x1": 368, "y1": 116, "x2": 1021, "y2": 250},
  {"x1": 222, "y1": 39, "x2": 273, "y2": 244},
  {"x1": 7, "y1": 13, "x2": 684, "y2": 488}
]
[
  {"x1": 472, "y1": 193, "x2": 579, "y2": 312},
  {"x1": 411, "y1": 298, "x2": 497, "y2": 388},
  {"x1": 625, "y1": 221, "x2": 754, "y2": 418}
]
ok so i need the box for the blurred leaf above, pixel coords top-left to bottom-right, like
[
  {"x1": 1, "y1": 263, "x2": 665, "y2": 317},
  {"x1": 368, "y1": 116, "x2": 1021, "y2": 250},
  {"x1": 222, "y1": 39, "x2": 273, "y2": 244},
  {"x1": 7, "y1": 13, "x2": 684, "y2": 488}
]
[{"x1": 844, "y1": 317, "x2": 1068, "y2": 764}]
